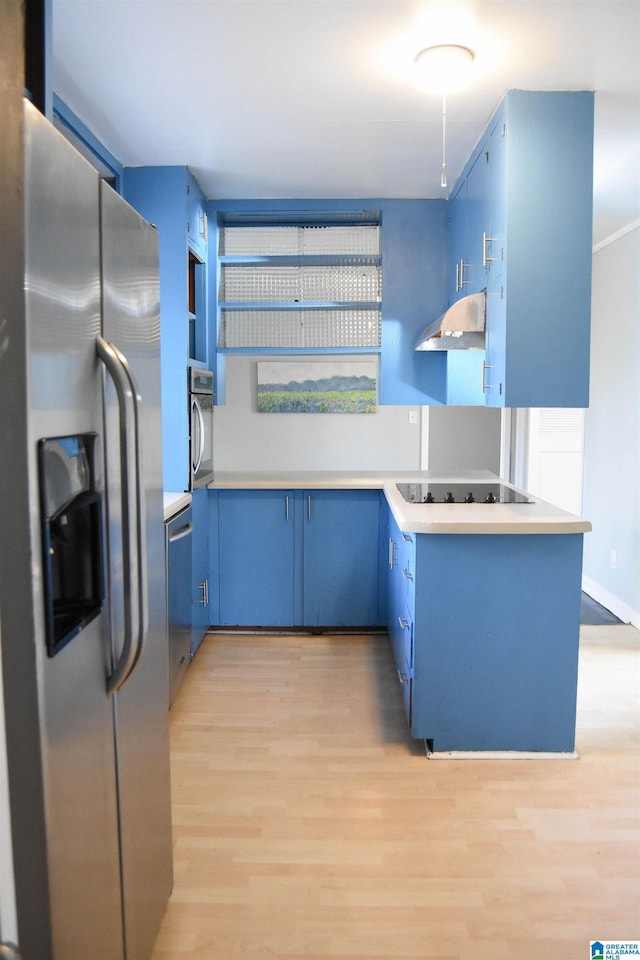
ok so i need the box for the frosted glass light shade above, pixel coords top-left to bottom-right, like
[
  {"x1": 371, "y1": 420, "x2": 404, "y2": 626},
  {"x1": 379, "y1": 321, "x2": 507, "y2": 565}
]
[{"x1": 415, "y1": 44, "x2": 474, "y2": 93}]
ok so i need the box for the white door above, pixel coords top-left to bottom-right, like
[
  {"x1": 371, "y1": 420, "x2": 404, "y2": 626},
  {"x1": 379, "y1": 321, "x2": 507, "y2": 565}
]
[{"x1": 526, "y1": 409, "x2": 585, "y2": 514}]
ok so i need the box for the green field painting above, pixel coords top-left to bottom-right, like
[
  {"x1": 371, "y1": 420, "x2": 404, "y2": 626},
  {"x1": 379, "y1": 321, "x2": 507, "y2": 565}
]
[{"x1": 257, "y1": 360, "x2": 377, "y2": 414}]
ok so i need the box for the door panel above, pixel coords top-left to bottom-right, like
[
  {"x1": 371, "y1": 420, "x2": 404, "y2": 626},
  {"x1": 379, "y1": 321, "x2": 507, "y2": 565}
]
[
  {"x1": 218, "y1": 490, "x2": 295, "y2": 626},
  {"x1": 24, "y1": 101, "x2": 123, "y2": 960},
  {"x1": 303, "y1": 490, "x2": 381, "y2": 627},
  {"x1": 100, "y1": 183, "x2": 173, "y2": 960}
]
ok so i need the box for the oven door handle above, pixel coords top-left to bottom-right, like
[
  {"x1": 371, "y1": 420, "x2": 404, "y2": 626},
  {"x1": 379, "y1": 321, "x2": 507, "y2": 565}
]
[{"x1": 191, "y1": 395, "x2": 205, "y2": 476}]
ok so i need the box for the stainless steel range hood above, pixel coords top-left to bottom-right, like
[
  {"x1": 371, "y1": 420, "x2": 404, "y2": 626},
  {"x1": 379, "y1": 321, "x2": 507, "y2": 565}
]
[{"x1": 415, "y1": 290, "x2": 486, "y2": 351}]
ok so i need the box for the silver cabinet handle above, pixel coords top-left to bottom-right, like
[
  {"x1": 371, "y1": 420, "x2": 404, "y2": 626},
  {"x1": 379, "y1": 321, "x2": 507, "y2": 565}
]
[
  {"x1": 168, "y1": 521, "x2": 194, "y2": 543},
  {"x1": 307, "y1": 494, "x2": 312, "y2": 521},
  {"x1": 455, "y1": 260, "x2": 460, "y2": 292},
  {"x1": 482, "y1": 360, "x2": 493, "y2": 393},
  {"x1": 191, "y1": 395, "x2": 205, "y2": 475},
  {"x1": 459, "y1": 258, "x2": 469, "y2": 287},
  {"x1": 388, "y1": 537, "x2": 397, "y2": 568},
  {"x1": 285, "y1": 495, "x2": 289, "y2": 521},
  {"x1": 482, "y1": 232, "x2": 496, "y2": 268},
  {"x1": 198, "y1": 579, "x2": 208, "y2": 605},
  {"x1": 398, "y1": 616, "x2": 410, "y2": 630},
  {"x1": 397, "y1": 668, "x2": 409, "y2": 684},
  {"x1": 97, "y1": 335, "x2": 147, "y2": 695},
  {"x1": 401, "y1": 569, "x2": 413, "y2": 582}
]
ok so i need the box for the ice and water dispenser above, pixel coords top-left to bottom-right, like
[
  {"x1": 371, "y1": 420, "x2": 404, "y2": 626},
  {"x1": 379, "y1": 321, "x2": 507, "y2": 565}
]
[{"x1": 38, "y1": 434, "x2": 104, "y2": 656}]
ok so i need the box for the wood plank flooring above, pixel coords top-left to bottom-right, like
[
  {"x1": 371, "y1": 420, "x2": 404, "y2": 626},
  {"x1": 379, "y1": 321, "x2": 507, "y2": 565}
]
[{"x1": 152, "y1": 624, "x2": 640, "y2": 960}]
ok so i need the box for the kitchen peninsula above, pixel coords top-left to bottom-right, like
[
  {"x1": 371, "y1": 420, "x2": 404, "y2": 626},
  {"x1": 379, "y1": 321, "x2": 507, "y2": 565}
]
[{"x1": 208, "y1": 471, "x2": 591, "y2": 756}]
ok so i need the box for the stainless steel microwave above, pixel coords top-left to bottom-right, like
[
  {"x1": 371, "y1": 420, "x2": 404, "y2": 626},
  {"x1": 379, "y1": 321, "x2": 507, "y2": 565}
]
[{"x1": 188, "y1": 368, "x2": 214, "y2": 489}]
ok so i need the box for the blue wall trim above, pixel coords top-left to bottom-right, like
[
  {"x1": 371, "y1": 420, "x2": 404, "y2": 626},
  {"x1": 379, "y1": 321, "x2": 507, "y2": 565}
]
[{"x1": 52, "y1": 94, "x2": 123, "y2": 190}]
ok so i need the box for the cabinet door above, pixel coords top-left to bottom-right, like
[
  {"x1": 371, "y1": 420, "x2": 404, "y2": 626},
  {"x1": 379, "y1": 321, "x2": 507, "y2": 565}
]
[
  {"x1": 447, "y1": 181, "x2": 467, "y2": 304},
  {"x1": 218, "y1": 490, "x2": 294, "y2": 626},
  {"x1": 487, "y1": 117, "x2": 507, "y2": 283},
  {"x1": 191, "y1": 488, "x2": 210, "y2": 655},
  {"x1": 465, "y1": 147, "x2": 490, "y2": 295},
  {"x1": 186, "y1": 170, "x2": 207, "y2": 261},
  {"x1": 302, "y1": 490, "x2": 381, "y2": 627},
  {"x1": 483, "y1": 275, "x2": 507, "y2": 405}
]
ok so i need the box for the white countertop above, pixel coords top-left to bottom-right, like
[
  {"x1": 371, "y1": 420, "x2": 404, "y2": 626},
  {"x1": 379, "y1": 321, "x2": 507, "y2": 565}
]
[
  {"x1": 209, "y1": 471, "x2": 592, "y2": 535},
  {"x1": 163, "y1": 491, "x2": 191, "y2": 522}
]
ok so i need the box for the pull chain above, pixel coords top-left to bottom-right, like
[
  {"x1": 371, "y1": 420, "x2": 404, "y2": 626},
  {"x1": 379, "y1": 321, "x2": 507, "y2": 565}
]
[{"x1": 441, "y1": 93, "x2": 447, "y2": 188}]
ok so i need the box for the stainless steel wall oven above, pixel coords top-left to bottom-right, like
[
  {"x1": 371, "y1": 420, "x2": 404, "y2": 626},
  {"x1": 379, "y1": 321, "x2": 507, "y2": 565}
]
[{"x1": 188, "y1": 367, "x2": 214, "y2": 489}]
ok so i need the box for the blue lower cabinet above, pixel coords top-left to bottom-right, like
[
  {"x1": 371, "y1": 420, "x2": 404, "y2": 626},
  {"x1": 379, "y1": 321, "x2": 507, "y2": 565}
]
[
  {"x1": 386, "y1": 505, "x2": 583, "y2": 752},
  {"x1": 217, "y1": 490, "x2": 295, "y2": 626},
  {"x1": 302, "y1": 490, "x2": 382, "y2": 627},
  {"x1": 412, "y1": 532, "x2": 584, "y2": 752},
  {"x1": 387, "y1": 512, "x2": 415, "y2": 724},
  {"x1": 216, "y1": 489, "x2": 384, "y2": 628}
]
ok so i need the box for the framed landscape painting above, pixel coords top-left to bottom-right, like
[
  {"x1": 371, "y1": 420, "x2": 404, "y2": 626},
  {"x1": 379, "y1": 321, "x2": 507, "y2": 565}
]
[{"x1": 257, "y1": 359, "x2": 377, "y2": 413}]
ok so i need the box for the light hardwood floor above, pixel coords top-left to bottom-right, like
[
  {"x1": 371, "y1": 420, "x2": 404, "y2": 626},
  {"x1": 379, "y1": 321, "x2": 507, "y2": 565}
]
[{"x1": 152, "y1": 624, "x2": 640, "y2": 960}]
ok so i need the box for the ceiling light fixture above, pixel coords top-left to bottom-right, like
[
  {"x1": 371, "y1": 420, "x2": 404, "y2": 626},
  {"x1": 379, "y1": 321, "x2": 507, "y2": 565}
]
[{"x1": 414, "y1": 44, "x2": 475, "y2": 190}]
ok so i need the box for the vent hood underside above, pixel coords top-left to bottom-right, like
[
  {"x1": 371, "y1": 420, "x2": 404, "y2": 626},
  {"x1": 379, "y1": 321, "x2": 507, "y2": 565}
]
[{"x1": 415, "y1": 290, "x2": 486, "y2": 351}]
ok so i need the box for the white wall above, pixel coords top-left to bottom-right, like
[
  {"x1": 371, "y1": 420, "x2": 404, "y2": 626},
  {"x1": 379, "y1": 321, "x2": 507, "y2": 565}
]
[
  {"x1": 214, "y1": 355, "x2": 423, "y2": 472},
  {"x1": 424, "y1": 406, "x2": 503, "y2": 474},
  {"x1": 582, "y1": 224, "x2": 640, "y2": 626}
]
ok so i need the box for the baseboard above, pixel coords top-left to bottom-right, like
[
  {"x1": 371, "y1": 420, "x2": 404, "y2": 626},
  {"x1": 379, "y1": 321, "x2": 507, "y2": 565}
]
[
  {"x1": 581, "y1": 575, "x2": 639, "y2": 628},
  {"x1": 425, "y1": 745, "x2": 579, "y2": 760}
]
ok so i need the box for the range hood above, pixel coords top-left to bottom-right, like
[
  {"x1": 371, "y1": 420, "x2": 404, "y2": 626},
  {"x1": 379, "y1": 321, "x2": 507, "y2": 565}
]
[{"x1": 415, "y1": 290, "x2": 486, "y2": 351}]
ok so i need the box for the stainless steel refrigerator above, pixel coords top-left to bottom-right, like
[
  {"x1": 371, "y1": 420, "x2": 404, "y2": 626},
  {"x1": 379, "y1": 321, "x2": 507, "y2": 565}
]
[{"x1": 16, "y1": 99, "x2": 173, "y2": 959}]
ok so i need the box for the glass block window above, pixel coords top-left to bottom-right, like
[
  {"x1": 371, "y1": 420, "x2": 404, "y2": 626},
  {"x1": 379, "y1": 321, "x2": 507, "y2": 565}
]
[
  {"x1": 220, "y1": 309, "x2": 381, "y2": 349},
  {"x1": 217, "y1": 221, "x2": 381, "y2": 350}
]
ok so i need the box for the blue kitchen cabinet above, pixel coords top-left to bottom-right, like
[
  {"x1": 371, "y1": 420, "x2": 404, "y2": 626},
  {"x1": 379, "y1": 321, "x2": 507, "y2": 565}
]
[
  {"x1": 217, "y1": 489, "x2": 295, "y2": 626},
  {"x1": 447, "y1": 90, "x2": 593, "y2": 408},
  {"x1": 386, "y1": 510, "x2": 415, "y2": 723},
  {"x1": 216, "y1": 488, "x2": 384, "y2": 628},
  {"x1": 123, "y1": 166, "x2": 209, "y2": 491},
  {"x1": 387, "y1": 501, "x2": 585, "y2": 752},
  {"x1": 447, "y1": 179, "x2": 467, "y2": 305},
  {"x1": 190, "y1": 488, "x2": 211, "y2": 655},
  {"x1": 485, "y1": 91, "x2": 596, "y2": 406},
  {"x1": 302, "y1": 490, "x2": 382, "y2": 627},
  {"x1": 186, "y1": 170, "x2": 208, "y2": 263}
]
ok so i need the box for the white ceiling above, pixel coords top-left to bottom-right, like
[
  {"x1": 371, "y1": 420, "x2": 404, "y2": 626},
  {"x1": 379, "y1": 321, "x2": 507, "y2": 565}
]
[{"x1": 52, "y1": 0, "x2": 640, "y2": 246}]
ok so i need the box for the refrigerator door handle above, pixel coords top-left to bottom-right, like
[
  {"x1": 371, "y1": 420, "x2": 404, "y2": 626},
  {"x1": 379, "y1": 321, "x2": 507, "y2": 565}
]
[
  {"x1": 96, "y1": 336, "x2": 147, "y2": 694},
  {"x1": 115, "y1": 344, "x2": 148, "y2": 679}
]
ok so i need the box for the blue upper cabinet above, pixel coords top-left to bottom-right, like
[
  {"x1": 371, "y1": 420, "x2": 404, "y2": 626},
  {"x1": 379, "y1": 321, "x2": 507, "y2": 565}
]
[
  {"x1": 446, "y1": 90, "x2": 594, "y2": 408},
  {"x1": 448, "y1": 149, "x2": 489, "y2": 304},
  {"x1": 123, "y1": 166, "x2": 209, "y2": 491},
  {"x1": 186, "y1": 170, "x2": 208, "y2": 262}
]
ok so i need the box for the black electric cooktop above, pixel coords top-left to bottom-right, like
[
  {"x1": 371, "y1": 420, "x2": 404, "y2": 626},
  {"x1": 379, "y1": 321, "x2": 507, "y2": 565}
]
[{"x1": 396, "y1": 482, "x2": 534, "y2": 505}]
